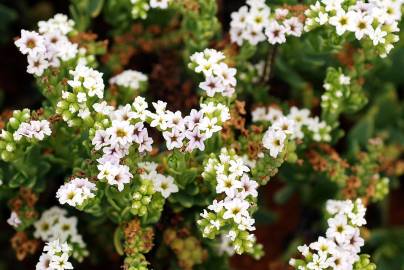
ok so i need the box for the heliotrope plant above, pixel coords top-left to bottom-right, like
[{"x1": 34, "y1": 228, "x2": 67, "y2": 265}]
[{"x1": 1, "y1": 0, "x2": 403, "y2": 269}]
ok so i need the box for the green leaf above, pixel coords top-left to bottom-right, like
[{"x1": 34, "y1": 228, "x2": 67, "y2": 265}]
[{"x1": 88, "y1": 0, "x2": 104, "y2": 17}]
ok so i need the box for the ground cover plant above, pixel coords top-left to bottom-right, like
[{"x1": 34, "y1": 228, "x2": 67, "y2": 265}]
[{"x1": 0, "y1": 0, "x2": 404, "y2": 269}]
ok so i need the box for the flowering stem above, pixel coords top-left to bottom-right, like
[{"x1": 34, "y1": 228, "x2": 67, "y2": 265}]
[{"x1": 261, "y1": 45, "x2": 278, "y2": 86}]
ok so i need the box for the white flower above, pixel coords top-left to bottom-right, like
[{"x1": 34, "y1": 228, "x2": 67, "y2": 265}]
[
  {"x1": 315, "y1": 11, "x2": 329, "y2": 25},
  {"x1": 49, "y1": 252, "x2": 73, "y2": 270},
  {"x1": 56, "y1": 178, "x2": 96, "y2": 207},
  {"x1": 150, "y1": 0, "x2": 171, "y2": 9},
  {"x1": 348, "y1": 199, "x2": 367, "y2": 226},
  {"x1": 191, "y1": 49, "x2": 225, "y2": 76},
  {"x1": 56, "y1": 183, "x2": 83, "y2": 207},
  {"x1": 213, "y1": 63, "x2": 237, "y2": 87},
  {"x1": 166, "y1": 111, "x2": 185, "y2": 131},
  {"x1": 229, "y1": 158, "x2": 249, "y2": 176},
  {"x1": 239, "y1": 175, "x2": 258, "y2": 198},
  {"x1": 15, "y1": 30, "x2": 46, "y2": 56},
  {"x1": 185, "y1": 128, "x2": 206, "y2": 152},
  {"x1": 329, "y1": 10, "x2": 352, "y2": 35},
  {"x1": 322, "y1": 0, "x2": 344, "y2": 12},
  {"x1": 297, "y1": 244, "x2": 310, "y2": 257},
  {"x1": 7, "y1": 211, "x2": 21, "y2": 228},
  {"x1": 249, "y1": 7, "x2": 270, "y2": 30},
  {"x1": 68, "y1": 65, "x2": 104, "y2": 99},
  {"x1": 262, "y1": 128, "x2": 286, "y2": 158},
  {"x1": 284, "y1": 17, "x2": 304, "y2": 37},
  {"x1": 216, "y1": 174, "x2": 242, "y2": 198},
  {"x1": 369, "y1": 26, "x2": 387, "y2": 45},
  {"x1": 339, "y1": 74, "x2": 351, "y2": 85},
  {"x1": 39, "y1": 239, "x2": 74, "y2": 270},
  {"x1": 163, "y1": 127, "x2": 185, "y2": 150},
  {"x1": 13, "y1": 120, "x2": 52, "y2": 141},
  {"x1": 131, "y1": 96, "x2": 149, "y2": 121},
  {"x1": 265, "y1": 21, "x2": 287, "y2": 44},
  {"x1": 251, "y1": 107, "x2": 267, "y2": 122},
  {"x1": 242, "y1": 26, "x2": 267, "y2": 45},
  {"x1": 266, "y1": 107, "x2": 284, "y2": 122},
  {"x1": 217, "y1": 235, "x2": 235, "y2": 256},
  {"x1": 309, "y1": 236, "x2": 336, "y2": 256},
  {"x1": 38, "y1": 14, "x2": 75, "y2": 35},
  {"x1": 108, "y1": 164, "x2": 133, "y2": 192},
  {"x1": 109, "y1": 69, "x2": 147, "y2": 90},
  {"x1": 36, "y1": 253, "x2": 52, "y2": 270},
  {"x1": 230, "y1": 6, "x2": 249, "y2": 29},
  {"x1": 272, "y1": 116, "x2": 297, "y2": 137},
  {"x1": 27, "y1": 54, "x2": 49, "y2": 76},
  {"x1": 199, "y1": 117, "x2": 221, "y2": 138},
  {"x1": 153, "y1": 175, "x2": 178, "y2": 198},
  {"x1": 184, "y1": 109, "x2": 203, "y2": 130},
  {"x1": 107, "y1": 120, "x2": 134, "y2": 146},
  {"x1": 275, "y1": 8, "x2": 289, "y2": 18},
  {"x1": 326, "y1": 214, "x2": 355, "y2": 244},
  {"x1": 306, "y1": 253, "x2": 329, "y2": 270},
  {"x1": 200, "y1": 76, "x2": 224, "y2": 97},
  {"x1": 326, "y1": 200, "x2": 353, "y2": 216},
  {"x1": 207, "y1": 199, "x2": 224, "y2": 213},
  {"x1": 230, "y1": 26, "x2": 245, "y2": 46},
  {"x1": 223, "y1": 198, "x2": 250, "y2": 223},
  {"x1": 92, "y1": 129, "x2": 111, "y2": 151},
  {"x1": 93, "y1": 101, "x2": 114, "y2": 115},
  {"x1": 350, "y1": 14, "x2": 373, "y2": 40}
]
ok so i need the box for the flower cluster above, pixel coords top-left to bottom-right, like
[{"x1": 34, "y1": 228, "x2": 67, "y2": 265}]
[
  {"x1": 190, "y1": 49, "x2": 236, "y2": 97},
  {"x1": 136, "y1": 49, "x2": 232, "y2": 152},
  {"x1": 322, "y1": 70, "x2": 351, "y2": 113},
  {"x1": 198, "y1": 148, "x2": 262, "y2": 256},
  {"x1": 15, "y1": 14, "x2": 78, "y2": 76},
  {"x1": 130, "y1": 0, "x2": 172, "y2": 20},
  {"x1": 36, "y1": 239, "x2": 73, "y2": 270},
  {"x1": 56, "y1": 64, "x2": 105, "y2": 127},
  {"x1": 92, "y1": 100, "x2": 154, "y2": 191},
  {"x1": 0, "y1": 109, "x2": 52, "y2": 161},
  {"x1": 109, "y1": 69, "x2": 148, "y2": 92},
  {"x1": 56, "y1": 178, "x2": 97, "y2": 208},
  {"x1": 34, "y1": 207, "x2": 88, "y2": 262},
  {"x1": 13, "y1": 120, "x2": 52, "y2": 142},
  {"x1": 253, "y1": 106, "x2": 332, "y2": 143},
  {"x1": 321, "y1": 67, "x2": 367, "y2": 127},
  {"x1": 230, "y1": 0, "x2": 304, "y2": 46},
  {"x1": 130, "y1": 162, "x2": 178, "y2": 219},
  {"x1": 150, "y1": 101, "x2": 230, "y2": 151},
  {"x1": 138, "y1": 162, "x2": 178, "y2": 199},
  {"x1": 305, "y1": 0, "x2": 404, "y2": 57},
  {"x1": 290, "y1": 199, "x2": 369, "y2": 270}
]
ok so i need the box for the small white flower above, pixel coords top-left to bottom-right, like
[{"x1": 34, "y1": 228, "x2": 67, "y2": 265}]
[
  {"x1": 223, "y1": 198, "x2": 250, "y2": 223},
  {"x1": 109, "y1": 69, "x2": 147, "y2": 90},
  {"x1": 27, "y1": 54, "x2": 49, "y2": 76},
  {"x1": 339, "y1": 74, "x2": 351, "y2": 85},
  {"x1": 150, "y1": 0, "x2": 171, "y2": 9},
  {"x1": 7, "y1": 211, "x2": 21, "y2": 228},
  {"x1": 153, "y1": 175, "x2": 178, "y2": 198},
  {"x1": 265, "y1": 21, "x2": 287, "y2": 44},
  {"x1": 262, "y1": 128, "x2": 286, "y2": 158},
  {"x1": 329, "y1": 10, "x2": 351, "y2": 36},
  {"x1": 15, "y1": 30, "x2": 46, "y2": 56}
]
